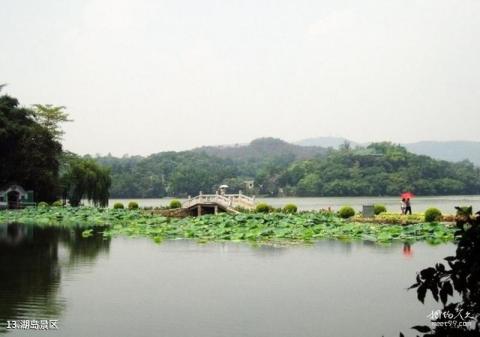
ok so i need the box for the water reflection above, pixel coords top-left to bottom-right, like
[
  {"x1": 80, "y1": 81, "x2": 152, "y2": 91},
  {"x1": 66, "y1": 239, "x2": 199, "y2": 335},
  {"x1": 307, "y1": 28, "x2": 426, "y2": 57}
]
[
  {"x1": 403, "y1": 242, "x2": 414, "y2": 258},
  {"x1": 0, "y1": 224, "x2": 110, "y2": 333},
  {"x1": 0, "y1": 225, "x2": 456, "y2": 337}
]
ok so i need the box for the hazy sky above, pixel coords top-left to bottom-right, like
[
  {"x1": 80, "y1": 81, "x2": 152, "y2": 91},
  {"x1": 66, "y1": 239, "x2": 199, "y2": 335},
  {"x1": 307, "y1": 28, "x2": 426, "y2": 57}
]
[{"x1": 1, "y1": 0, "x2": 479, "y2": 156}]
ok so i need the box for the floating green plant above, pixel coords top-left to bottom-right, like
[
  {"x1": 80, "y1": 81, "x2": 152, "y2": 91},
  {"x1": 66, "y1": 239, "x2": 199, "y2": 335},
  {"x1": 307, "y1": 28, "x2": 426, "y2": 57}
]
[{"x1": 0, "y1": 207, "x2": 455, "y2": 245}]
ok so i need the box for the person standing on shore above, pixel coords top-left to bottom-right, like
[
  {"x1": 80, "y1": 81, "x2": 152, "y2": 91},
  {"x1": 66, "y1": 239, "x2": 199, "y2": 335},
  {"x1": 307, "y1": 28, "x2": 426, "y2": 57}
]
[
  {"x1": 405, "y1": 198, "x2": 412, "y2": 215},
  {"x1": 401, "y1": 198, "x2": 407, "y2": 214}
]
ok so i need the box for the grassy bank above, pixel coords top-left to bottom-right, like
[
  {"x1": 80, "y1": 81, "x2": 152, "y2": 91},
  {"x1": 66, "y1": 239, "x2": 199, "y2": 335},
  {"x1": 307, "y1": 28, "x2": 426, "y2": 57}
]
[{"x1": 0, "y1": 207, "x2": 456, "y2": 245}]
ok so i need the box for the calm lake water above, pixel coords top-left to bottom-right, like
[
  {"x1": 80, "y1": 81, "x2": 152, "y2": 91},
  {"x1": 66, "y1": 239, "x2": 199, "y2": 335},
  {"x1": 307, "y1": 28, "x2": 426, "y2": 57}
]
[
  {"x1": 108, "y1": 195, "x2": 480, "y2": 213},
  {"x1": 0, "y1": 224, "x2": 454, "y2": 337}
]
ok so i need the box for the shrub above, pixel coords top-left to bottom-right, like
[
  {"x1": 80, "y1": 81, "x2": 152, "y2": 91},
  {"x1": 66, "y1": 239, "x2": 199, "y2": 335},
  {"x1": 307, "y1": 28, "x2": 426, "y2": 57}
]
[
  {"x1": 113, "y1": 202, "x2": 124, "y2": 209},
  {"x1": 169, "y1": 199, "x2": 182, "y2": 209},
  {"x1": 374, "y1": 204, "x2": 387, "y2": 215},
  {"x1": 37, "y1": 201, "x2": 49, "y2": 208},
  {"x1": 283, "y1": 203, "x2": 298, "y2": 214},
  {"x1": 338, "y1": 206, "x2": 355, "y2": 219},
  {"x1": 425, "y1": 208, "x2": 442, "y2": 222},
  {"x1": 51, "y1": 200, "x2": 63, "y2": 207},
  {"x1": 255, "y1": 203, "x2": 272, "y2": 213},
  {"x1": 128, "y1": 201, "x2": 139, "y2": 210}
]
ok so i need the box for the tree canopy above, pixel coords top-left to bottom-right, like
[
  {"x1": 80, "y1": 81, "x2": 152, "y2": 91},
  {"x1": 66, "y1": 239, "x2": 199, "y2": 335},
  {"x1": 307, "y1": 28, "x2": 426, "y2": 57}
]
[
  {"x1": 0, "y1": 94, "x2": 62, "y2": 202},
  {"x1": 32, "y1": 104, "x2": 72, "y2": 140},
  {"x1": 282, "y1": 143, "x2": 480, "y2": 196},
  {"x1": 60, "y1": 154, "x2": 111, "y2": 207}
]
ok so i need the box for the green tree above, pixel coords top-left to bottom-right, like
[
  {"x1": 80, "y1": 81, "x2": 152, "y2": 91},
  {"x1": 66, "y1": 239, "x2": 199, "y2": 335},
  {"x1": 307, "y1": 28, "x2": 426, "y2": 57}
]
[
  {"x1": 61, "y1": 156, "x2": 111, "y2": 207},
  {"x1": 296, "y1": 173, "x2": 321, "y2": 196},
  {"x1": 0, "y1": 92, "x2": 62, "y2": 202},
  {"x1": 32, "y1": 104, "x2": 72, "y2": 140}
]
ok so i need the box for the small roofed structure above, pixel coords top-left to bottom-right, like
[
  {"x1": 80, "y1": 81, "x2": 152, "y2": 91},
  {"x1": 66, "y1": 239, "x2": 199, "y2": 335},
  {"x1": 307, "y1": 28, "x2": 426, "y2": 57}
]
[
  {"x1": 218, "y1": 184, "x2": 229, "y2": 195},
  {"x1": 244, "y1": 179, "x2": 255, "y2": 190},
  {"x1": 0, "y1": 184, "x2": 34, "y2": 209}
]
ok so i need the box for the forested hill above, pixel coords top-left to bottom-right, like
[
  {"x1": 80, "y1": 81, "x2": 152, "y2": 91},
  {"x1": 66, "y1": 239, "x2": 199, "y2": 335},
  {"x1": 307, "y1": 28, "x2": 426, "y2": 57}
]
[
  {"x1": 193, "y1": 137, "x2": 327, "y2": 161},
  {"x1": 94, "y1": 139, "x2": 480, "y2": 198}
]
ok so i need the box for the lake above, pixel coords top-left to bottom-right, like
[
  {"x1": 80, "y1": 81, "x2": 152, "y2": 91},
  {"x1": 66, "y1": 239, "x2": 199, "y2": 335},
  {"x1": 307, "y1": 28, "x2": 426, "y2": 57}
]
[
  {"x1": 107, "y1": 195, "x2": 480, "y2": 213},
  {"x1": 0, "y1": 224, "x2": 454, "y2": 337}
]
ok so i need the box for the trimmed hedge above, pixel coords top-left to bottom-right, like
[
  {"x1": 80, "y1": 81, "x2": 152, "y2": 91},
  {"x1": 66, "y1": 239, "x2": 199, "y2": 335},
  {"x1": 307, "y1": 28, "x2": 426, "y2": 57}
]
[
  {"x1": 283, "y1": 203, "x2": 298, "y2": 214},
  {"x1": 425, "y1": 208, "x2": 442, "y2": 222},
  {"x1": 338, "y1": 206, "x2": 355, "y2": 219},
  {"x1": 255, "y1": 203, "x2": 273, "y2": 213},
  {"x1": 169, "y1": 199, "x2": 182, "y2": 209},
  {"x1": 113, "y1": 202, "x2": 124, "y2": 209},
  {"x1": 128, "y1": 201, "x2": 139, "y2": 210},
  {"x1": 374, "y1": 204, "x2": 387, "y2": 215}
]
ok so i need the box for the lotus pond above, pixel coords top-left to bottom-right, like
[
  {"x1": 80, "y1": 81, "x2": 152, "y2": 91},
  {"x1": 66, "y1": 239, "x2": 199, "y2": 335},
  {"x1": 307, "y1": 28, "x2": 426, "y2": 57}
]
[{"x1": 0, "y1": 207, "x2": 456, "y2": 245}]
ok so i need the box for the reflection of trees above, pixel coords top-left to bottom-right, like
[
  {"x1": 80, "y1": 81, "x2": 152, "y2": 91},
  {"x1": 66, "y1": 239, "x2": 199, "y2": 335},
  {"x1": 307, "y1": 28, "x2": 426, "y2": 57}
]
[
  {"x1": 59, "y1": 225, "x2": 110, "y2": 265},
  {"x1": 0, "y1": 226, "x2": 62, "y2": 332},
  {"x1": 0, "y1": 224, "x2": 110, "y2": 333}
]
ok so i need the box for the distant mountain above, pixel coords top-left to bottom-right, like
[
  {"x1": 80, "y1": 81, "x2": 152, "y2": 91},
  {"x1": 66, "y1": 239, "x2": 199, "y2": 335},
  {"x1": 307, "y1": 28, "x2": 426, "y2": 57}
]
[
  {"x1": 296, "y1": 137, "x2": 480, "y2": 165},
  {"x1": 194, "y1": 137, "x2": 327, "y2": 161},
  {"x1": 295, "y1": 137, "x2": 359, "y2": 149},
  {"x1": 404, "y1": 141, "x2": 480, "y2": 166}
]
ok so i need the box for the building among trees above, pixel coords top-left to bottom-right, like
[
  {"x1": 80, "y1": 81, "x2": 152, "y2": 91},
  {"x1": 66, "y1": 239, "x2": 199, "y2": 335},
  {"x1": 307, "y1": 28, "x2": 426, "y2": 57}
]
[{"x1": 0, "y1": 184, "x2": 35, "y2": 209}]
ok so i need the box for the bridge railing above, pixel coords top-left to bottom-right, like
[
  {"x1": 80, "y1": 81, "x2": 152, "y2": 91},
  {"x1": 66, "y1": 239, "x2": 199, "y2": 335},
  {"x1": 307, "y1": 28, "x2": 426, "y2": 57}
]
[{"x1": 184, "y1": 193, "x2": 256, "y2": 210}]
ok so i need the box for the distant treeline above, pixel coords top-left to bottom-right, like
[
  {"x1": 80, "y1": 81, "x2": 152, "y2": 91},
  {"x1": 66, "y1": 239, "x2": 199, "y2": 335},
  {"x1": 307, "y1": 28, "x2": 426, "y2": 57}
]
[{"x1": 94, "y1": 138, "x2": 480, "y2": 198}]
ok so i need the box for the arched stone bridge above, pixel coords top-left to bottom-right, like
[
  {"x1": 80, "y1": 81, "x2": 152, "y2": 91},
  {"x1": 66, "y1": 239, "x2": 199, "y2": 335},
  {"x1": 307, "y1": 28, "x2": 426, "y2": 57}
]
[{"x1": 183, "y1": 192, "x2": 256, "y2": 216}]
